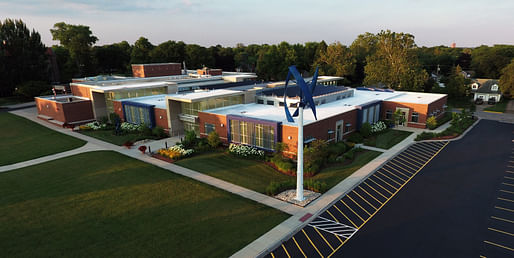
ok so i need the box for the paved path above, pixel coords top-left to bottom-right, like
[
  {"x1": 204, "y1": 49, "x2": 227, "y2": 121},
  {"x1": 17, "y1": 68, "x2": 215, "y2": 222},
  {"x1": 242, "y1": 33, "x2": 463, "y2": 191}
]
[{"x1": 6, "y1": 108, "x2": 302, "y2": 215}]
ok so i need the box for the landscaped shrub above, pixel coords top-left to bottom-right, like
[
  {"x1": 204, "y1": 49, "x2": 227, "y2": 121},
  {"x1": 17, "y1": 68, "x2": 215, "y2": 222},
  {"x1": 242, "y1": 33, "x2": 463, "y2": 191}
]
[
  {"x1": 347, "y1": 132, "x2": 364, "y2": 143},
  {"x1": 158, "y1": 145, "x2": 194, "y2": 160},
  {"x1": 152, "y1": 126, "x2": 168, "y2": 138},
  {"x1": 98, "y1": 116, "x2": 109, "y2": 125},
  {"x1": 304, "y1": 140, "x2": 329, "y2": 175},
  {"x1": 436, "y1": 112, "x2": 452, "y2": 127},
  {"x1": 195, "y1": 138, "x2": 211, "y2": 153},
  {"x1": 181, "y1": 130, "x2": 198, "y2": 149},
  {"x1": 109, "y1": 112, "x2": 121, "y2": 124},
  {"x1": 120, "y1": 122, "x2": 142, "y2": 132},
  {"x1": 426, "y1": 116, "x2": 437, "y2": 130},
  {"x1": 207, "y1": 131, "x2": 221, "y2": 148},
  {"x1": 266, "y1": 180, "x2": 295, "y2": 196},
  {"x1": 304, "y1": 179, "x2": 329, "y2": 193},
  {"x1": 270, "y1": 155, "x2": 296, "y2": 173},
  {"x1": 371, "y1": 121, "x2": 387, "y2": 133},
  {"x1": 343, "y1": 149, "x2": 354, "y2": 160},
  {"x1": 84, "y1": 121, "x2": 107, "y2": 130},
  {"x1": 360, "y1": 122, "x2": 372, "y2": 137},
  {"x1": 228, "y1": 143, "x2": 265, "y2": 158}
]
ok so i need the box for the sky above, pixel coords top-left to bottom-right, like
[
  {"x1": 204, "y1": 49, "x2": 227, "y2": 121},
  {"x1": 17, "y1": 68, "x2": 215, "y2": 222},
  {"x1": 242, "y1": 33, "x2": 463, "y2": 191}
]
[{"x1": 1, "y1": 0, "x2": 514, "y2": 48}]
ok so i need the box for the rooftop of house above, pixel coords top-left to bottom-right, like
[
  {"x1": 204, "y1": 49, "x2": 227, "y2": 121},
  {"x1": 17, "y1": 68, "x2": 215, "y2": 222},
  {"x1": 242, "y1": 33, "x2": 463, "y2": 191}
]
[
  {"x1": 474, "y1": 79, "x2": 500, "y2": 93},
  {"x1": 118, "y1": 94, "x2": 168, "y2": 109},
  {"x1": 166, "y1": 89, "x2": 243, "y2": 103}
]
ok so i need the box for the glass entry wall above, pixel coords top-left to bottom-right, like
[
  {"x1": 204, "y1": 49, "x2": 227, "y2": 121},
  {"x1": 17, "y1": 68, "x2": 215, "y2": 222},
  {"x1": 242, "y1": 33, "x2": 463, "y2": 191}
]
[
  {"x1": 105, "y1": 86, "x2": 167, "y2": 115},
  {"x1": 181, "y1": 95, "x2": 243, "y2": 116},
  {"x1": 358, "y1": 101, "x2": 381, "y2": 129},
  {"x1": 227, "y1": 115, "x2": 280, "y2": 151},
  {"x1": 122, "y1": 101, "x2": 155, "y2": 128}
]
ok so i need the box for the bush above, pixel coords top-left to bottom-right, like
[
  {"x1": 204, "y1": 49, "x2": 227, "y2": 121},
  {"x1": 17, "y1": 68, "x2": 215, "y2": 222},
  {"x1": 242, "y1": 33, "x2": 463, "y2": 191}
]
[
  {"x1": 16, "y1": 80, "x2": 51, "y2": 98},
  {"x1": 343, "y1": 150, "x2": 354, "y2": 160},
  {"x1": 228, "y1": 143, "x2": 265, "y2": 159},
  {"x1": 158, "y1": 145, "x2": 194, "y2": 160},
  {"x1": 271, "y1": 155, "x2": 296, "y2": 173},
  {"x1": 181, "y1": 130, "x2": 197, "y2": 149},
  {"x1": 347, "y1": 132, "x2": 364, "y2": 143},
  {"x1": 304, "y1": 179, "x2": 329, "y2": 193},
  {"x1": 207, "y1": 131, "x2": 221, "y2": 148},
  {"x1": 360, "y1": 122, "x2": 372, "y2": 137},
  {"x1": 195, "y1": 138, "x2": 211, "y2": 153},
  {"x1": 415, "y1": 132, "x2": 437, "y2": 141},
  {"x1": 266, "y1": 181, "x2": 295, "y2": 196},
  {"x1": 371, "y1": 121, "x2": 387, "y2": 133},
  {"x1": 304, "y1": 140, "x2": 328, "y2": 175},
  {"x1": 120, "y1": 122, "x2": 141, "y2": 132},
  {"x1": 84, "y1": 121, "x2": 107, "y2": 130},
  {"x1": 152, "y1": 126, "x2": 168, "y2": 138},
  {"x1": 109, "y1": 112, "x2": 121, "y2": 123},
  {"x1": 426, "y1": 116, "x2": 437, "y2": 130}
]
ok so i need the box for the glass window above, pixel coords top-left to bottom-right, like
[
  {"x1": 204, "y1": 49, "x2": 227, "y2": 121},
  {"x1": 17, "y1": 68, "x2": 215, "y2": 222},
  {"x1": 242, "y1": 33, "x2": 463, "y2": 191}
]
[
  {"x1": 368, "y1": 106, "x2": 374, "y2": 123},
  {"x1": 385, "y1": 110, "x2": 393, "y2": 120},
  {"x1": 362, "y1": 108, "x2": 368, "y2": 124},
  {"x1": 229, "y1": 119, "x2": 275, "y2": 150},
  {"x1": 374, "y1": 104, "x2": 380, "y2": 123},
  {"x1": 267, "y1": 100, "x2": 274, "y2": 106},
  {"x1": 204, "y1": 123, "x2": 215, "y2": 134},
  {"x1": 412, "y1": 112, "x2": 419, "y2": 123},
  {"x1": 257, "y1": 99, "x2": 264, "y2": 104}
]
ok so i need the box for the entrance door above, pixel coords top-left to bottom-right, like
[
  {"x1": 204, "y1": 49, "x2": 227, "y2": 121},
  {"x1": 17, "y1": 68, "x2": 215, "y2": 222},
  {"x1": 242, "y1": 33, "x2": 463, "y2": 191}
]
[
  {"x1": 395, "y1": 107, "x2": 409, "y2": 127},
  {"x1": 335, "y1": 120, "x2": 344, "y2": 142}
]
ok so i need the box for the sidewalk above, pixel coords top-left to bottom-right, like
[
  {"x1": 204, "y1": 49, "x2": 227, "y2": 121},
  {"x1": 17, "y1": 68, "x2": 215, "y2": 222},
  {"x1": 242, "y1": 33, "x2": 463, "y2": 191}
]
[
  {"x1": 231, "y1": 130, "x2": 422, "y2": 257},
  {"x1": 8, "y1": 108, "x2": 303, "y2": 215}
]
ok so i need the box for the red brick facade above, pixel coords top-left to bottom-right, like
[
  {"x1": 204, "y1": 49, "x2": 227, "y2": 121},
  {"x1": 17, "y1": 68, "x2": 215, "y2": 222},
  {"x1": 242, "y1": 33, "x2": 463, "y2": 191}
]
[
  {"x1": 36, "y1": 98, "x2": 94, "y2": 125},
  {"x1": 132, "y1": 63, "x2": 181, "y2": 78},
  {"x1": 381, "y1": 96, "x2": 447, "y2": 129},
  {"x1": 197, "y1": 68, "x2": 222, "y2": 76},
  {"x1": 70, "y1": 85, "x2": 91, "y2": 99},
  {"x1": 198, "y1": 112, "x2": 229, "y2": 142},
  {"x1": 154, "y1": 108, "x2": 169, "y2": 129}
]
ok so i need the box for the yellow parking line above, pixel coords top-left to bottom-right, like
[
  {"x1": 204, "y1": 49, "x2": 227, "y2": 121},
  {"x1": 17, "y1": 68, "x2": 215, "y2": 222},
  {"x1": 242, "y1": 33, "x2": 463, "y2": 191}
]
[
  {"x1": 395, "y1": 156, "x2": 421, "y2": 171},
  {"x1": 326, "y1": 210, "x2": 340, "y2": 223},
  {"x1": 382, "y1": 168, "x2": 407, "y2": 182},
  {"x1": 500, "y1": 189, "x2": 514, "y2": 194},
  {"x1": 400, "y1": 153, "x2": 425, "y2": 166},
  {"x1": 358, "y1": 185, "x2": 384, "y2": 205},
  {"x1": 484, "y1": 240, "x2": 514, "y2": 252},
  {"x1": 363, "y1": 181, "x2": 390, "y2": 198},
  {"x1": 488, "y1": 227, "x2": 514, "y2": 237},
  {"x1": 377, "y1": 171, "x2": 403, "y2": 186},
  {"x1": 271, "y1": 252, "x2": 275, "y2": 258},
  {"x1": 480, "y1": 255, "x2": 486, "y2": 258},
  {"x1": 498, "y1": 197, "x2": 514, "y2": 203},
  {"x1": 341, "y1": 200, "x2": 366, "y2": 222},
  {"x1": 506, "y1": 171, "x2": 514, "y2": 174},
  {"x1": 314, "y1": 227, "x2": 335, "y2": 251},
  {"x1": 292, "y1": 237, "x2": 307, "y2": 258},
  {"x1": 504, "y1": 176, "x2": 514, "y2": 180},
  {"x1": 353, "y1": 190, "x2": 378, "y2": 210},
  {"x1": 385, "y1": 163, "x2": 413, "y2": 176},
  {"x1": 282, "y1": 244, "x2": 291, "y2": 258},
  {"x1": 491, "y1": 216, "x2": 514, "y2": 224},
  {"x1": 348, "y1": 195, "x2": 372, "y2": 216},
  {"x1": 495, "y1": 206, "x2": 514, "y2": 213},
  {"x1": 502, "y1": 182, "x2": 514, "y2": 187},
  {"x1": 371, "y1": 175, "x2": 398, "y2": 192},
  {"x1": 333, "y1": 204, "x2": 358, "y2": 228},
  {"x1": 327, "y1": 141, "x2": 449, "y2": 258},
  {"x1": 302, "y1": 229, "x2": 324, "y2": 258}
]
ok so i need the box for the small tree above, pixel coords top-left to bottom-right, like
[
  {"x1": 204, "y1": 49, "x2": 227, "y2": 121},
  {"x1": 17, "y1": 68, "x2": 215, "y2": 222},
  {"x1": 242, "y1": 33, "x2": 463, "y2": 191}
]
[
  {"x1": 207, "y1": 131, "x2": 221, "y2": 148},
  {"x1": 426, "y1": 116, "x2": 437, "y2": 130},
  {"x1": 16, "y1": 81, "x2": 50, "y2": 98},
  {"x1": 393, "y1": 110, "x2": 406, "y2": 126},
  {"x1": 360, "y1": 122, "x2": 372, "y2": 137},
  {"x1": 181, "y1": 130, "x2": 197, "y2": 149}
]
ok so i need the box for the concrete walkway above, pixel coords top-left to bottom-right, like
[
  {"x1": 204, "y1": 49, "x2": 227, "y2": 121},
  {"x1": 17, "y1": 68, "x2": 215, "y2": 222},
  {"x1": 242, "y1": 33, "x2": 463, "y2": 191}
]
[{"x1": 7, "y1": 108, "x2": 302, "y2": 215}]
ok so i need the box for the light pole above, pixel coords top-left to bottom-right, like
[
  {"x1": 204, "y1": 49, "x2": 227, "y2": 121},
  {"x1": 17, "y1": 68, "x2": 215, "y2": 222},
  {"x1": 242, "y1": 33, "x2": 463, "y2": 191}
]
[{"x1": 296, "y1": 105, "x2": 304, "y2": 201}]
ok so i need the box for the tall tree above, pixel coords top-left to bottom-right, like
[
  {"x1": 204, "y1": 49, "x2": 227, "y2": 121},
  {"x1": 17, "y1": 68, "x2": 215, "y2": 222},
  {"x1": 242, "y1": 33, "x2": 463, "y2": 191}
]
[
  {"x1": 314, "y1": 42, "x2": 356, "y2": 81},
  {"x1": 500, "y1": 59, "x2": 514, "y2": 97},
  {"x1": 50, "y1": 22, "x2": 97, "y2": 77},
  {"x1": 350, "y1": 32, "x2": 378, "y2": 84},
  {"x1": 93, "y1": 41, "x2": 132, "y2": 75},
  {"x1": 0, "y1": 19, "x2": 48, "y2": 97},
  {"x1": 363, "y1": 30, "x2": 428, "y2": 91},
  {"x1": 149, "y1": 40, "x2": 186, "y2": 64},
  {"x1": 130, "y1": 37, "x2": 154, "y2": 64},
  {"x1": 471, "y1": 45, "x2": 514, "y2": 78}
]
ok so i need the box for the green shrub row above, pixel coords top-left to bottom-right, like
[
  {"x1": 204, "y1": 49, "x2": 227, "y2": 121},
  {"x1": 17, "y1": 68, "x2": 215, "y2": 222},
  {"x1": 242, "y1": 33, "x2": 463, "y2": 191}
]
[
  {"x1": 415, "y1": 111, "x2": 475, "y2": 141},
  {"x1": 265, "y1": 179, "x2": 329, "y2": 196}
]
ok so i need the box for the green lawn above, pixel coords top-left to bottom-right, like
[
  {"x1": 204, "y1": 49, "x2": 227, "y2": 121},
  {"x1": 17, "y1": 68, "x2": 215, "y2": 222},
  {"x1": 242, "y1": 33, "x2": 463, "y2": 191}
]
[
  {"x1": 0, "y1": 151, "x2": 288, "y2": 257},
  {"x1": 484, "y1": 99, "x2": 509, "y2": 112},
  {"x1": 80, "y1": 129, "x2": 160, "y2": 146},
  {"x1": 176, "y1": 150, "x2": 381, "y2": 194},
  {"x1": 0, "y1": 112, "x2": 86, "y2": 166},
  {"x1": 0, "y1": 96, "x2": 32, "y2": 107},
  {"x1": 364, "y1": 129, "x2": 412, "y2": 149}
]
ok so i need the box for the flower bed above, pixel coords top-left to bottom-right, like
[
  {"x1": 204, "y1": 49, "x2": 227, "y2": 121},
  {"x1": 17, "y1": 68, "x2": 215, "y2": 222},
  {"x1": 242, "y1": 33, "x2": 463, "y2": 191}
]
[
  {"x1": 228, "y1": 143, "x2": 265, "y2": 158},
  {"x1": 155, "y1": 145, "x2": 194, "y2": 161}
]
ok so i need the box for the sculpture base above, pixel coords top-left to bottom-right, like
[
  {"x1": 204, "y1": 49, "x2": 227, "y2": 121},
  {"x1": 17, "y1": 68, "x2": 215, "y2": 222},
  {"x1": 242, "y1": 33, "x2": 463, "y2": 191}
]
[{"x1": 274, "y1": 189, "x2": 321, "y2": 207}]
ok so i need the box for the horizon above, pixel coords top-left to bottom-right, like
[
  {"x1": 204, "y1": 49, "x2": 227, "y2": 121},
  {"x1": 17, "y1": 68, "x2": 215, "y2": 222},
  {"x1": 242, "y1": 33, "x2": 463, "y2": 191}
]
[{"x1": 1, "y1": 0, "x2": 514, "y2": 48}]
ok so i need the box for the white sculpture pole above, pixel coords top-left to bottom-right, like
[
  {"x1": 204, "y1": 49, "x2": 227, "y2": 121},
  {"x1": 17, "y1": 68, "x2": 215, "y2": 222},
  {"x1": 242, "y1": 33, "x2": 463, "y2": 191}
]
[{"x1": 296, "y1": 105, "x2": 304, "y2": 201}]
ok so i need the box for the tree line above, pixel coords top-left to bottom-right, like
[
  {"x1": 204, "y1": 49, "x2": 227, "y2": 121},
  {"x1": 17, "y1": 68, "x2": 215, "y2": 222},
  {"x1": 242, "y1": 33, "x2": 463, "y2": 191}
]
[{"x1": 1, "y1": 19, "x2": 514, "y2": 99}]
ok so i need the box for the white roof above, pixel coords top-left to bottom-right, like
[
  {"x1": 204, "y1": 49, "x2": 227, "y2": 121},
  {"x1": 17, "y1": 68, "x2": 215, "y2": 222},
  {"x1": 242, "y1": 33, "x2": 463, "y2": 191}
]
[
  {"x1": 166, "y1": 89, "x2": 242, "y2": 102},
  {"x1": 384, "y1": 91, "x2": 446, "y2": 104},
  {"x1": 91, "y1": 81, "x2": 169, "y2": 92},
  {"x1": 119, "y1": 94, "x2": 168, "y2": 109}
]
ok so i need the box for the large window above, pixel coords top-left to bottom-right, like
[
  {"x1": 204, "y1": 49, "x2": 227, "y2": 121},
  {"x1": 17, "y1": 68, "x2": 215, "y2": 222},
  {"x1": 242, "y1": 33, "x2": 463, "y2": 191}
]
[
  {"x1": 204, "y1": 123, "x2": 215, "y2": 134},
  {"x1": 385, "y1": 110, "x2": 393, "y2": 120},
  {"x1": 230, "y1": 119, "x2": 275, "y2": 150},
  {"x1": 123, "y1": 104, "x2": 153, "y2": 127},
  {"x1": 411, "y1": 112, "x2": 419, "y2": 123},
  {"x1": 105, "y1": 87, "x2": 166, "y2": 115},
  {"x1": 181, "y1": 95, "x2": 243, "y2": 116}
]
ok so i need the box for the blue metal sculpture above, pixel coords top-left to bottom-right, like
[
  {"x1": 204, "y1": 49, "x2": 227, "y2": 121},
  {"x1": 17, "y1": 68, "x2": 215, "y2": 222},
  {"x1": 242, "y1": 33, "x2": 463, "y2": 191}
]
[{"x1": 283, "y1": 65, "x2": 319, "y2": 123}]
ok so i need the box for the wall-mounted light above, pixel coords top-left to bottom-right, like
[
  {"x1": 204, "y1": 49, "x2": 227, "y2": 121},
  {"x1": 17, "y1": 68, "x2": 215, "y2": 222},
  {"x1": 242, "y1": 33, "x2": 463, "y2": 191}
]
[
  {"x1": 159, "y1": 116, "x2": 163, "y2": 119},
  {"x1": 287, "y1": 136, "x2": 292, "y2": 140},
  {"x1": 46, "y1": 105, "x2": 49, "y2": 108},
  {"x1": 220, "y1": 124, "x2": 224, "y2": 127},
  {"x1": 118, "y1": 108, "x2": 122, "y2": 111}
]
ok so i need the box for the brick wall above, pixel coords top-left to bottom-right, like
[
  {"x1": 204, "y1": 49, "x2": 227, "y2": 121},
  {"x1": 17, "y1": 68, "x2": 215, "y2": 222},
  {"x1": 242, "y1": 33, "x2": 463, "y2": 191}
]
[
  {"x1": 381, "y1": 101, "x2": 429, "y2": 128},
  {"x1": 154, "y1": 108, "x2": 169, "y2": 129},
  {"x1": 197, "y1": 68, "x2": 222, "y2": 76},
  {"x1": 198, "y1": 112, "x2": 229, "y2": 142},
  {"x1": 36, "y1": 98, "x2": 94, "y2": 124},
  {"x1": 70, "y1": 85, "x2": 91, "y2": 99},
  {"x1": 428, "y1": 95, "x2": 448, "y2": 119},
  {"x1": 132, "y1": 63, "x2": 181, "y2": 78},
  {"x1": 113, "y1": 100, "x2": 124, "y2": 120}
]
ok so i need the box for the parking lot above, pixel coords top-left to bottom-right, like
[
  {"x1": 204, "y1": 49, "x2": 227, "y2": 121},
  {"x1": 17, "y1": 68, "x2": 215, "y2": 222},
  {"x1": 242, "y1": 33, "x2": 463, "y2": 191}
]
[{"x1": 265, "y1": 140, "x2": 449, "y2": 257}]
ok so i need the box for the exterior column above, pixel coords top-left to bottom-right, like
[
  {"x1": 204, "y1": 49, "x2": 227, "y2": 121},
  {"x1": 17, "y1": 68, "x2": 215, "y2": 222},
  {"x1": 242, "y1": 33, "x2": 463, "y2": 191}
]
[{"x1": 296, "y1": 106, "x2": 304, "y2": 201}]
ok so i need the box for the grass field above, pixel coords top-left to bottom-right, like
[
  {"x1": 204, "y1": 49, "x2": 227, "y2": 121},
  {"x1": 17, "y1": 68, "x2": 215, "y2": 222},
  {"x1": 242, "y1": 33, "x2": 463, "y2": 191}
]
[
  {"x1": 176, "y1": 150, "x2": 381, "y2": 193},
  {"x1": 364, "y1": 129, "x2": 412, "y2": 149},
  {"x1": 0, "y1": 112, "x2": 86, "y2": 166},
  {"x1": 79, "y1": 129, "x2": 160, "y2": 146},
  {"x1": 0, "y1": 151, "x2": 288, "y2": 257}
]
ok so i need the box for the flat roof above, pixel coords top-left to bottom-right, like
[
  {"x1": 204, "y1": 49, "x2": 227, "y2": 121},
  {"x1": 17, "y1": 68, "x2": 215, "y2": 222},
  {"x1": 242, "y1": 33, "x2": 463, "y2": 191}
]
[
  {"x1": 384, "y1": 91, "x2": 447, "y2": 104},
  {"x1": 166, "y1": 89, "x2": 243, "y2": 103},
  {"x1": 118, "y1": 94, "x2": 168, "y2": 109},
  {"x1": 131, "y1": 63, "x2": 180, "y2": 66},
  {"x1": 204, "y1": 100, "x2": 356, "y2": 126}
]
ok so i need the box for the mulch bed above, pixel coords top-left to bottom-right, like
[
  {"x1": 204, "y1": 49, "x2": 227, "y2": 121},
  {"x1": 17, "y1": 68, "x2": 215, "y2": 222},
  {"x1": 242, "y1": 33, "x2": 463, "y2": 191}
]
[{"x1": 151, "y1": 153, "x2": 176, "y2": 163}]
